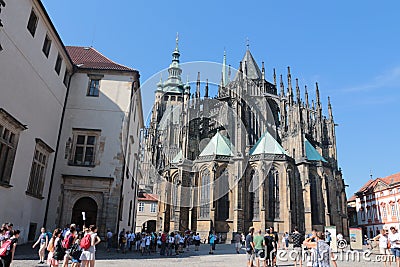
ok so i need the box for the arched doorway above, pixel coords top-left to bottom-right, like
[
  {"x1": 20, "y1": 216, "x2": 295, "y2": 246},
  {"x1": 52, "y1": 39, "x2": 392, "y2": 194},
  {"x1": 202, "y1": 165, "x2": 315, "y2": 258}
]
[
  {"x1": 71, "y1": 197, "x2": 98, "y2": 228},
  {"x1": 142, "y1": 220, "x2": 156, "y2": 233}
]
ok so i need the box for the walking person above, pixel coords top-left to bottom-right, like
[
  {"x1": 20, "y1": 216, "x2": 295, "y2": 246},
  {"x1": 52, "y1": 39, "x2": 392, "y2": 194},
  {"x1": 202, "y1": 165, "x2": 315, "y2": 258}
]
[
  {"x1": 47, "y1": 228, "x2": 63, "y2": 267},
  {"x1": 303, "y1": 231, "x2": 337, "y2": 267},
  {"x1": 246, "y1": 227, "x2": 255, "y2": 267},
  {"x1": 62, "y1": 225, "x2": 77, "y2": 267},
  {"x1": 0, "y1": 230, "x2": 20, "y2": 267},
  {"x1": 32, "y1": 227, "x2": 49, "y2": 264},
  {"x1": 373, "y1": 229, "x2": 392, "y2": 267},
  {"x1": 389, "y1": 226, "x2": 400, "y2": 267},
  {"x1": 79, "y1": 225, "x2": 101, "y2": 267},
  {"x1": 105, "y1": 229, "x2": 113, "y2": 253},
  {"x1": 234, "y1": 232, "x2": 242, "y2": 254}
]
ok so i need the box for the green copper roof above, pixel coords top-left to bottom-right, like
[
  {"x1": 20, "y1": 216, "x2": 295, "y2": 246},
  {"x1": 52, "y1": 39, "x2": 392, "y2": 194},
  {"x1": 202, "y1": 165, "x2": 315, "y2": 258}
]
[
  {"x1": 249, "y1": 131, "x2": 287, "y2": 155},
  {"x1": 199, "y1": 131, "x2": 234, "y2": 157},
  {"x1": 305, "y1": 139, "x2": 327, "y2": 162},
  {"x1": 171, "y1": 150, "x2": 183, "y2": 164}
]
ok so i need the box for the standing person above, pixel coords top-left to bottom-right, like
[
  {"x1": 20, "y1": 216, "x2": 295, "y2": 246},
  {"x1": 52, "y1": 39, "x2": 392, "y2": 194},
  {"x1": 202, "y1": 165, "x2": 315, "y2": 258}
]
[
  {"x1": 105, "y1": 229, "x2": 113, "y2": 252},
  {"x1": 160, "y1": 231, "x2": 167, "y2": 255},
  {"x1": 71, "y1": 231, "x2": 84, "y2": 267},
  {"x1": 303, "y1": 231, "x2": 337, "y2": 267},
  {"x1": 118, "y1": 229, "x2": 126, "y2": 254},
  {"x1": 32, "y1": 227, "x2": 49, "y2": 264},
  {"x1": 234, "y1": 232, "x2": 242, "y2": 254},
  {"x1": 209, "y1": 231, "x2": 216, "y2": 254},
  {"x1": 325, "y1": 231, "x2": 332, "y2": 246},
  {"x1": 194, "y1": 233, "x2": 201, "y2": 251},
  {"x1": 246, "y1": 227, "x2": 255, "y2": 267},
  {"x1": 0, "y1": 230, "x2": 20, "y2": 267},
  {"x1": 62, "y1": 225, "x2": 77, "y2": 267},
  {"x1": 389, "y1": 226, "x2": 400, "y2": 267},
  {"x1": 145, "y1": 233, "x2": 151, "y2": 255},
  {"x1": 282, "y1": 232, "x2": 289, "y2": 250},
  {"x1": 264, "y1": 229, "x2": 274, "y2": 267},
  {"x1": 373, "y1": 229, "x2": 391, "y2": 267},
  {"x1": 79, "y1": 225, "x2": 101, "y2": 267},
  {"x1": 47, "y1": 228, "x2": 63, "y2": 267},
  {"x1": 269, "y1": 227, "x2": 279, "y2": 267},
  {"x1": 167, "y1": 232, "x2": 175, "y2": 256},
  {"x1": 253, "y1": 230, "x2": 265, "y2": 267},
  {"x1": 290, "y1": 227, "x2": 305, "y2": 267}
]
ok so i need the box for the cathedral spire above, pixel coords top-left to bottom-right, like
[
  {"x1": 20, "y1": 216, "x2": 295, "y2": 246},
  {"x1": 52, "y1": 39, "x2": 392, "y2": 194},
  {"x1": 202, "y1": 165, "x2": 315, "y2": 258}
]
[
  {"x1": 280, "y1": 74, "x2": 284, "y2": 97},
  {"x1": 172, "y1": 32, "x2": 180, "y2": 63},
  {"x1": 222, "y1": 49, "x2": 227, "y2": 86},
  {"x1": 305, "y1": 85, "x2": 309, "y2": 108},
  {"x1": 287, "y1": 66, "x2": 293, "y2": 104},
  {"x1": 205, "y1": 79, "x2": 209, "y2": 98},
  {"x1": 296, "y1": 78, "x2": 301, "y2": 103},
  {"x1": 228, "y1": 64, "x2": 231, "y2": 83},
  {"x1": 328, "y1": 96, "x2": 333, "y2": 120},
  {"x1": 196, "y1": 72, "x2": 200, "y2": 98},
  {"x1": 316, "y1": 82, "x2": 321, "y2": 107},
  {"x1": 273, "y1": 68, "x2": 277, "y2": 87},
  {"x1": 261, "y1": 62, "x2": 265, "y2": 80}
]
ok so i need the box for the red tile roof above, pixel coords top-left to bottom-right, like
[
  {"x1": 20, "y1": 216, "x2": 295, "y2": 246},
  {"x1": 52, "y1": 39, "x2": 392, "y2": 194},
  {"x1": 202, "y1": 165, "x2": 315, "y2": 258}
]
[
  {"x1": 138, "y1": 193, "x2": 158, "y2": 202},
  {"x1": 347, "y1": 195, "x2": 356, "y2": 202},
  {"x1": 355, "y1": 172, "x2": 400, "y2": 194},
  {"x1": 66, "y1": 46, "x2": 136, "y2": 72}
]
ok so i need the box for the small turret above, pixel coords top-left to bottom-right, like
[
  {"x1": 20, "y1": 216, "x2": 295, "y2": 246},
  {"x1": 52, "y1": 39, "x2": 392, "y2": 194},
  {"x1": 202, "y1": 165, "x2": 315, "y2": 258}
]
[
  {"x1": 280, "y1": 74, "x2": 285, "y2": 97},
  {"x1": 287, "y1": 66, "x2": 293, "y2": 104},
  {"x1": 273, "y1": 68, "x2": 277, "y2": 87},
  {"x1": 261, "y1": 62, "x2": 265, "y2": 80},
  {"x1": 328, "y1": 96, "x2": 333, "y2": 120},
  {"x1": 205, "y1": 79, "x2": 209, "y2": 98},
  {"x1": 305, "y1": 85, "x2": 309, "y2": 108},
  {"x1": 296, "y1": 78, "x2": 301, "y2": 103},
  {"x1": 196, "y1": 72, "x2": 200, "y2": 99}
]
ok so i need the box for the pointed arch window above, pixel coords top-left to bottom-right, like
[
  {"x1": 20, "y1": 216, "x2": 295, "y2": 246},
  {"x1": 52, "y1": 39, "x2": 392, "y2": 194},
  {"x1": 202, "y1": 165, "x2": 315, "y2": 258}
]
[
  {"x1": 199, "y1": 169, "x2": 210, "y2": 219},
  {"x1": 250, "y1": 170, "x2": 260, "y2": 220},
  {"x1": 268, "y1": 169, "x2": 280, "y2": 220}
]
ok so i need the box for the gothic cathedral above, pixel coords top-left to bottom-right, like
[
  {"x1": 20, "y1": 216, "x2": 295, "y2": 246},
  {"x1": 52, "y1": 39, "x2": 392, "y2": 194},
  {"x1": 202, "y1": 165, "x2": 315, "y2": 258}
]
[{"x1": 140, "y1": 38, "x2": 348, "y2": 240}]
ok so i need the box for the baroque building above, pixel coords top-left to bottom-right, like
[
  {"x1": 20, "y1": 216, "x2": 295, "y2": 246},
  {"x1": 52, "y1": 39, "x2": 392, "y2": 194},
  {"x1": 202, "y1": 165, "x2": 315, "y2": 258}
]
[{"x1": 141, "y1": 38, "x2": 348, "y2": 240}]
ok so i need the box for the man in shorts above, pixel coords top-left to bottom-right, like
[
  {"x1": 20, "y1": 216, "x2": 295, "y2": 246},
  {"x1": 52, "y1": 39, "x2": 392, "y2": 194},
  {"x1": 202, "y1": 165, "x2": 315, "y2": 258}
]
[
  {"x1": 254, "y1": 229, "x2": 266, "y2": 267},
  {"x1": 246, "y1": 227, "x2": 255, "y2": 267},
  {"x1": 290, "y1": 227, "x2": 304, "y2": 267},
  {"x1": 234, "y1": 232, "x2": 242, "y2": 254}
]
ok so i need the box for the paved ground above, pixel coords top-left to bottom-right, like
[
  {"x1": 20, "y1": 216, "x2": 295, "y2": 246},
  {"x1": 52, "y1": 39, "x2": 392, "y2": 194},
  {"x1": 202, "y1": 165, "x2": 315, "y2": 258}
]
[{"x1": 11, "y1": 242, "x2": 392, "y2": 267}]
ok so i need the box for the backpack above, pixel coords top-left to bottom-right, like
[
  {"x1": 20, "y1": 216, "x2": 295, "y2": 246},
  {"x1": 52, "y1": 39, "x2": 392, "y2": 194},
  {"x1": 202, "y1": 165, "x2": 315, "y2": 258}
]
[
  {"x1": 70, "y1": 243, "x2": 82, "y2": 259},
  {"x1": 47, "y1": 231, "x2": 53, "y2": 239},
  {"x1": 161, "y1": 234, "x2": 167, "y2": 243},
  {"x1": 62, "y1": 233, "x2": 74, "y2": 249},
  {"x1": 80, "y1": 234, "x2": 91, "y2": 250},
  {"x1": 53, "y1": 239, "x2": 66, "y2": 260},
  {"x1": 0, "y1": 239, "x2": 12, "y2": 257}
]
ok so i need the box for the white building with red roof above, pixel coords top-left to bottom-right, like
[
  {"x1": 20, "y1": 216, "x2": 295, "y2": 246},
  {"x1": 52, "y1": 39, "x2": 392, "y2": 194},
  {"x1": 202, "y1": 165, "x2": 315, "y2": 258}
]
[
  {"x1": 351, "y1": 172, "x2": 400, "y2": 238},
  {"x1": 135, "y1": 192, "x2": 159, "y2": 233},
  {"x1": 0, "y1": 0, "x2": 143, "y2": 242}
]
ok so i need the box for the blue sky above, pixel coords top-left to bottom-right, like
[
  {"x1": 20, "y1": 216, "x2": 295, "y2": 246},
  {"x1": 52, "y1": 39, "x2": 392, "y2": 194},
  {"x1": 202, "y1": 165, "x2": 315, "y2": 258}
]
[{"x1": 41, "y1": 0, "x2": 400, "y2": 196}]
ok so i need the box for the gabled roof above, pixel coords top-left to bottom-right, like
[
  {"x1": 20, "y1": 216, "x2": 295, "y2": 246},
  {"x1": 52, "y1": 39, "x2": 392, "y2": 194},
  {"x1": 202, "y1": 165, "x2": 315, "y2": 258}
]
[
  {"x1": 66, "y1": 46, "x2": 136, "y2": 72},
  {"x1": 138, "y1": 193, "x2": 158, "y2": 202},
  {"x1": 347, "y1": 195, "x2": 357, "y2": 202},
  {"x1": 355, "y1": 172, "x2": 400, "y2": 195},
  {"x1": 305, "y1": 139, "x2": 327, "y2": 162},
  {"x1": 234, "y1": 50, "x2": 262, "y2": 80},
  {"x1": 171, "y1": 150, "x2": 183, "y2": 164},
  {"x1": 199, "y1": 131, "x2": 234, "y2": 157},
  {"x1": 249, "y1": 131, "x2": 287, "y2": 156}
]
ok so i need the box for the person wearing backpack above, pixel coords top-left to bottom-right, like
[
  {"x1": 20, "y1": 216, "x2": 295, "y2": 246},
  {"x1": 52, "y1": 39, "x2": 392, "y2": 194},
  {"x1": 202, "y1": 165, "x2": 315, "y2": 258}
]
[
  {"x1": 32, "y1": 227, "x2": 49, "y2": 264},
  {"x1": 47, "y1": 228, "x2": 63, "y2": 267},
  {"x1": 62, "y1": 225, "x2": 76, "y2": 267},
  {"x1": 70, "y1": 231, "x2": 84, "y2": 267},
  {"x1": 79, "y1": 225, "x2": 100, "y2": 267},
  {"x1": 160, "y1": 231, "x2": 167, "y2": 255},
  {"x1": 0, "y1": 229, "x2": 19, "y2": 267},
  {"x1": 303, "y1": 231, "x2": 337, "y2": 267}
]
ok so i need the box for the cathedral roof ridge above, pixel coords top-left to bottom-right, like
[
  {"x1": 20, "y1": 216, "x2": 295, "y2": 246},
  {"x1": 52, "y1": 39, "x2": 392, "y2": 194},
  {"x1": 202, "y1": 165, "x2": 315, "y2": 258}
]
[
  {"x1": 234, "y1": 49, "x2": 262, "y2": 81},
  {"x1": 198, "y1": 131, "x2": 234, "y2": 157},
  {"x1": 304, "y1": 139, "x2": 327, "y2": 163},
  {"x1": 249, "y1": 131, "x2": 287, "y2": 156}
]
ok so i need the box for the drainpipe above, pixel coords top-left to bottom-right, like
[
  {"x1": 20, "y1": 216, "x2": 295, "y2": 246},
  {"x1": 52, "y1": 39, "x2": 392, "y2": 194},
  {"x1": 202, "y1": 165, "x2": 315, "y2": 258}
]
[
  {"x1": 43, "y1": 68, "x2": 76, "y2": 228},
  {"x1": 116, "y1": 71, "x2": 140, "y2": 236}
]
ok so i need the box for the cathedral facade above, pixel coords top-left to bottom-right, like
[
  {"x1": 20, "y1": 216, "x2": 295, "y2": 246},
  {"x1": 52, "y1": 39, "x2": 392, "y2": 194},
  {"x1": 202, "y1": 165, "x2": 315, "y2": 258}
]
[{"x1": 140, "y1": 39, "x2": 348, "y2": 240}]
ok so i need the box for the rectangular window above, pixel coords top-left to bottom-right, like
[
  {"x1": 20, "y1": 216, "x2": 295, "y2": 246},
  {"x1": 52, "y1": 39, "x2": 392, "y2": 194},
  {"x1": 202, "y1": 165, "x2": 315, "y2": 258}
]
[
  {"x1": 150, "y1": 203, "x2": 157, "y2": 213},
  {"x1": 27, "y1": 10, "x2": 38, "y2": 37},
  {"x1": 42, "y1": 35, "x2": 51, "y2": 57},
  {"x1": 26, "y1": 139, "x2": 53, "y2": 198},
  {"x1": 69, "y1": 130, "x2": 100, "y2": 167},
  {"x1": 0, "y1": 109, "x2": 26, "y2": 186},
  {"x1": 138, "y1": 202, "x2": 144, "y2": 212},
  {"x1": 87, "y1": 79, "x2": 100, "y2": 97},
  {"x1": 55, "y1": 54, "x2": 62, "y2": 75}
]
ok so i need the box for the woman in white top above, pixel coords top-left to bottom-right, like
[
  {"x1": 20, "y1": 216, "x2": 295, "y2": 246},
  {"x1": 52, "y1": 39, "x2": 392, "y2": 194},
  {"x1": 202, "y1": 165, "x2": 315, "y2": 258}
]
[
  {"x1": 373, "y1": 229, "x2": 391, "y2": 267},
  {"x1": 80, "y1": 225, "x2": 101, "y2": 267}
]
